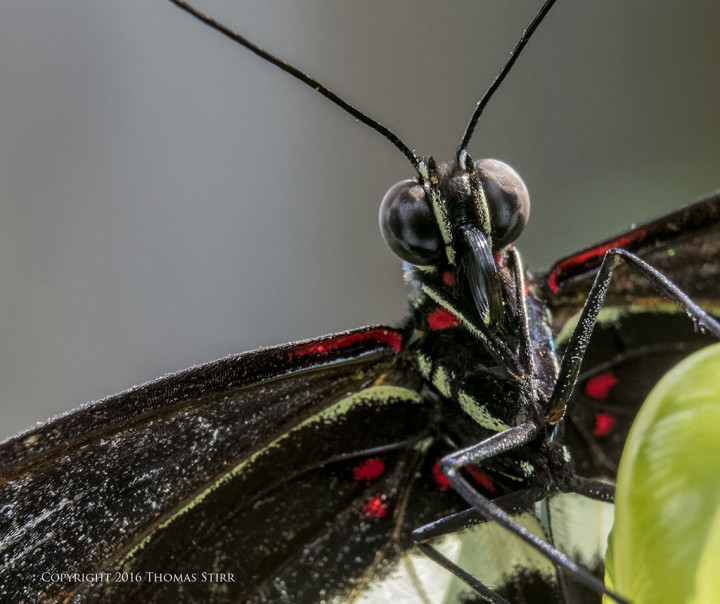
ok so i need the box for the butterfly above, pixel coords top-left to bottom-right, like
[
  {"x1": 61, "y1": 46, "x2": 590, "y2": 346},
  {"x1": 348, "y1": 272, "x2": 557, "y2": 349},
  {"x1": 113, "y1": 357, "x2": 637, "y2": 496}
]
[{"x1": 2, "y1": 2, "x2": 720, "y2": 603}]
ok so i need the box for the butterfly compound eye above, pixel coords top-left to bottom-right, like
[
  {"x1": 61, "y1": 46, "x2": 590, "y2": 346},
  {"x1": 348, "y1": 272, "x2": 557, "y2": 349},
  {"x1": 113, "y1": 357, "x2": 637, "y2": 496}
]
[
  {"x1": 474, "y1": 159, "x2": 530, "y2": 249},
  {"x1": 379, "y1": 179, "x2": 443, "y2": 265}
]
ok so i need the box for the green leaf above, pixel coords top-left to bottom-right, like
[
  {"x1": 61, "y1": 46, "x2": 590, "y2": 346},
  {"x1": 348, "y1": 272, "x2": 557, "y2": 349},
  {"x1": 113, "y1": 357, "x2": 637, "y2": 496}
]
[{"x1": 604, "y1": 343, "x2": 720, "y2": 603}]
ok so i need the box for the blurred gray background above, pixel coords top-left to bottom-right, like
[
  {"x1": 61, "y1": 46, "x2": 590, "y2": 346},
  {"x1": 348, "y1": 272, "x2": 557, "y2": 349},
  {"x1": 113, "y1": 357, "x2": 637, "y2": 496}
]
[{"x1": 1, "y1": 1, "x2": 719, "y2": 439}]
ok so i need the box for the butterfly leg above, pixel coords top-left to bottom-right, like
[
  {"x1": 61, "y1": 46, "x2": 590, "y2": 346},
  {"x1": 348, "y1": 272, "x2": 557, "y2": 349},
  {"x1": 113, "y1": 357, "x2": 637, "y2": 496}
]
[
  {"x1": 549, "y1": 247, "x2": 720, "y2": 417},
  {"x1": 411, "y1": 487, "x2": 545, "y2": 604},
  {"x1": 566, "y1": 474, "x2": 615, "y2": 503},
  {"x1": 414, "y1": 542, "x2": 508, "y2": 604},
  {"x1": 413, "y1": 486, "x2": 546, "y2": 542},
  {"x1": 435, "y1": 422, "x2": 627, "y2": 603}
]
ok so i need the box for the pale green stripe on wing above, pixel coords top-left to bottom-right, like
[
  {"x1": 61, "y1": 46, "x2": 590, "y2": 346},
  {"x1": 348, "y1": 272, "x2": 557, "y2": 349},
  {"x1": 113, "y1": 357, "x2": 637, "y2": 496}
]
[{"x1": 118, "y1": 385, "x2": 423, "y2": 565}]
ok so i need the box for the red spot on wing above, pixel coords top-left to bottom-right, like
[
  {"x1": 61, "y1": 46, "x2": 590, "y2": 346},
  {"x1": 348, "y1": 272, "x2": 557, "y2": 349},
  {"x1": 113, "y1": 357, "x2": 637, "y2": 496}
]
[
  {"x1": 442, "y1": 271, "x2": 455, "y2": 287},
  {"x1": 466, "y1": 466, "x2": 498, "y2": 497},
  {"x1": 352, "y1": 458, "x2": 385, "y2": 483},
  {"x1": 523, "y1": 282, "x2": 530, "y2": 297},
  {"x1": 585, "y1": 372, "x2": 618, "y2": 399},
  {"x1": 428, "y1": 308, "x2": 461, "y2": 330},
  {"x1": 361, "y1": 494, "x2": 388, "y2": 519},
  {"x1": 547, "y1": 230, "x2": 646, "y2": 294},
  {"x1": 432, "y1": 461, "x2": 450, "y2": 490},
  {"x1": 594, "y1": 412, "x2": 617, "y2": 437},
  {"x1": 289, "y1": 328, "x2": 401, "y2": 359},
  {"x1": 494, "y1": 252, "x2": 505, "y2": 268}
]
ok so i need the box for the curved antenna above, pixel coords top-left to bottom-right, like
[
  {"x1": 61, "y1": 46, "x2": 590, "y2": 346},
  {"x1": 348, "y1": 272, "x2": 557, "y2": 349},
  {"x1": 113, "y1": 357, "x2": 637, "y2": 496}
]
[
  {"x1": 457, "y1": 0, "x2": 558, "y2": 161},
  {"x1": 168, "y1": 0, "x2": 422, "y2": 172}
]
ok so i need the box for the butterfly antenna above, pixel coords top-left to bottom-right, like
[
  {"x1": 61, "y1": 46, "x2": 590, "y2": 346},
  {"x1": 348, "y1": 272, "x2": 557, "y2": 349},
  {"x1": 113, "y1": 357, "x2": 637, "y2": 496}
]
[
  {"x1": 457, "y1": 0, "x2": 558, "y2": 162},
  {"x1": 168, "y1": 0, "x2": 422, "y2": 173}
]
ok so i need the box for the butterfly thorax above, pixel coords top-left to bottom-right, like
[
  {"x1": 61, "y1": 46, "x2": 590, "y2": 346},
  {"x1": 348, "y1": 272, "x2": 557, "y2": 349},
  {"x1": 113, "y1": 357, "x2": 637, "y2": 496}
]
[{"x1": 401, "y1": 264, "x2": 560, "y2": 482}]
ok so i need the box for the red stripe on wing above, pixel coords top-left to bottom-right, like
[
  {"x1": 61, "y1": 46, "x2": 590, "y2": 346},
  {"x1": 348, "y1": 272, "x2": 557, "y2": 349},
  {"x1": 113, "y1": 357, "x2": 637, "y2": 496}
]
[
  {"x1": 547, "y1": 230, "x2": 645, "y2": 294},
  {"x1": 289, "y1": 328, "x2": 402, "y2": 359}
]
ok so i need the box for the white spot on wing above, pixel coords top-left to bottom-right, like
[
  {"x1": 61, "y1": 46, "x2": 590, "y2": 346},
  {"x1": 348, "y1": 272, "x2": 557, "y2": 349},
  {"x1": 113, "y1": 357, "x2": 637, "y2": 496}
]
[
  {"x1": 548, "y1": 491, "x2": 614, "y2": 568},
  {"x1": 351, "y1": 512, "x2": 556, "y2": 603}
]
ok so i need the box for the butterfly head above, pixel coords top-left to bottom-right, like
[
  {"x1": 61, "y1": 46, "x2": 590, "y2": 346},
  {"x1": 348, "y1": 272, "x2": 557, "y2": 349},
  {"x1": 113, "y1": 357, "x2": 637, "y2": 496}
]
[{"x1": 379, "y1": 155, "x2": 530, "y2": 326}]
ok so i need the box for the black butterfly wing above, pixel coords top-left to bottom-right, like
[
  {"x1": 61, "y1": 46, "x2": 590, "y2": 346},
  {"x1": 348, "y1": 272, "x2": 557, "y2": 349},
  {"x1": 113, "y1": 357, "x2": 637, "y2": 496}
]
[
  {"x1": 533, "y1": 190, "x2": 720, "y2": 482},
  {"x1": 0, "y1": 326, "x2": 404, "y2": 469},
  {"x1": 559, "y1": 309, "x2": 717, "y2": 479},
  {"x1": 534, "y1": 190, "x2": 720, "y2": 475},
  {"x1": 542, "y1": 189, "x2": 720, "y2": 325},
  {"x1": 0, "y1": 326, "x2": 459, "y2": 603}
]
